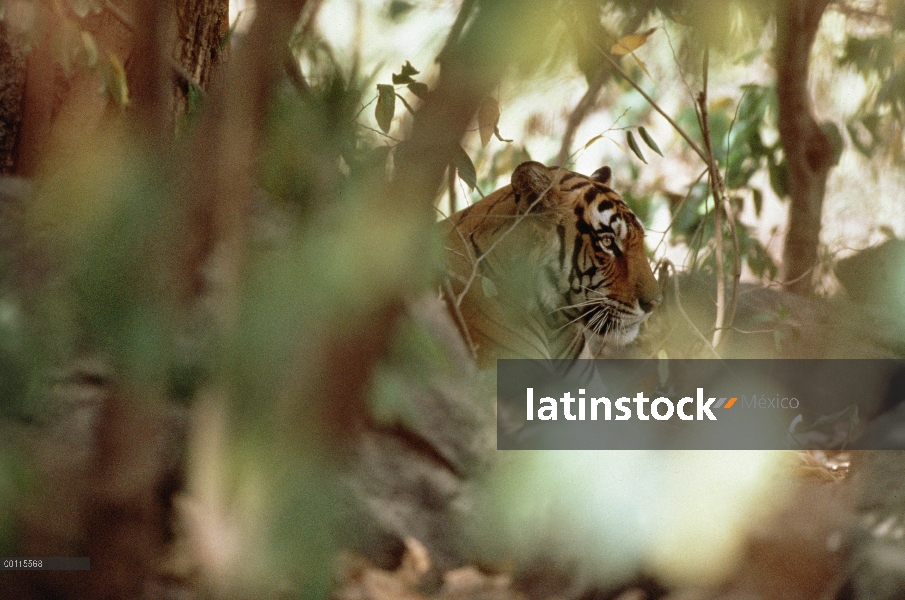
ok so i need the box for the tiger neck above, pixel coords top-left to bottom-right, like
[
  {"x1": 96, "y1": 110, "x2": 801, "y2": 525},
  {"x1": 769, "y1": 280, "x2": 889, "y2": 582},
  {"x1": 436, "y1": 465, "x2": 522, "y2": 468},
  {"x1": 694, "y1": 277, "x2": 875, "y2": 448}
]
[{"x1": 465, "y1": 282, "x2": 588, "y2": 366}]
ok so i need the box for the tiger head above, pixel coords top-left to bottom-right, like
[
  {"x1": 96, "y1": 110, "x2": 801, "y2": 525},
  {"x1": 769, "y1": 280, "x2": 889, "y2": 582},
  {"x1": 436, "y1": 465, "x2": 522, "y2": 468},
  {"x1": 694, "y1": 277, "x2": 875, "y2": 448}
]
[{"x1": 444, "y1": 161, "x2": 661, "y2": 366}]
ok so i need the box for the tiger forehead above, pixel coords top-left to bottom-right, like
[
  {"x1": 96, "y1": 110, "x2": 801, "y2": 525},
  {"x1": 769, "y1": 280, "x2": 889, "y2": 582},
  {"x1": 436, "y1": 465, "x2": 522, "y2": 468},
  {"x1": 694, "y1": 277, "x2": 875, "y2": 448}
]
[
  {"x1": 562, "y1": 179, "x2": 640, "y2": 235},
  {"x1": 559, "y1": 175, "x2": 625, "y2": 204}
]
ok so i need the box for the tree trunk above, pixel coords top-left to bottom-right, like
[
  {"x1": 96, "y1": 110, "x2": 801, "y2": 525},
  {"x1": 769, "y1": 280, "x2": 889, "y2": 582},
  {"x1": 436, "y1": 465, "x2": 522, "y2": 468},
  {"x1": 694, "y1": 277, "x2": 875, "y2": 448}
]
[
  {"x1": 776, "y1": 0, "x2": 835, "y2": 295},
  {"x1": 0, "y1": 1, "x2": 227, "y2": 598},
  {"x1": 0, "y1": 22, "x2": 26, "y2": 174}
]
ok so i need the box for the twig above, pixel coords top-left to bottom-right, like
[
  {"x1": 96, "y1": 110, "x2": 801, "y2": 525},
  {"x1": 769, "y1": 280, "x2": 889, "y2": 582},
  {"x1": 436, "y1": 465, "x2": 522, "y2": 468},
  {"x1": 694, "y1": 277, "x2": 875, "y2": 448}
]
[
  {"x1": 443, "y1": 278, "x2": 478, "y2": 360},
  {"x1": 591, "y1": 40, "x2": 708, "y2": 163},
  {"x1": 356, "y1": 122, "x2": 402, "y2": 142},
  {"x1": 588, "y1": 23, "x2": 743, "y2": 347},
  {"x1": 697, "y1": 49, "x2": 727, "y2": 350},
  {"x1": 353, "y1": 96, "x2": 378, "y2": 120},
  {"x1": 555, "y1": 5, "x2": 656, "y2": 165},
  {"x1": 437, "y1": 0, "x2": 477, "y2": 63},
  {"x1": 453, "y1": 168, "x2": 565, "y2": 309},
  {"x1": 732, "y1": 327, "x2": 780, "y2": 335},
  {"x1": 661, "y1": 259, "x2": 722, "y2": 358},
  {"x1": 723, "y1": 86, "x2": 750, "y2": 188},
  {"x1": 561, "y1": 109, "x2": 630, "y2": 169},
  {"x1": 652, "y1": 167, "x2": 708, "y2": 259},
  {"x1": 696, "y1": 48, "x2": 741, "y2": 351},
  {"x1": 685, "y1": 191, "x2": 711, "y2": 271},
  {"x1": 662, "y1": 23, "x2": 698, "y2": 111}
]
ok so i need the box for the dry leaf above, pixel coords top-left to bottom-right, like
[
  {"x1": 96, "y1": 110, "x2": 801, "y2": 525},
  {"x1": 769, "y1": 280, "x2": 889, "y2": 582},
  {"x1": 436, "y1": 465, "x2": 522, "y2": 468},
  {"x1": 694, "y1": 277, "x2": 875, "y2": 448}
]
[{"x1": 611, "y1": 28, "x2": 657, "y2": 56}]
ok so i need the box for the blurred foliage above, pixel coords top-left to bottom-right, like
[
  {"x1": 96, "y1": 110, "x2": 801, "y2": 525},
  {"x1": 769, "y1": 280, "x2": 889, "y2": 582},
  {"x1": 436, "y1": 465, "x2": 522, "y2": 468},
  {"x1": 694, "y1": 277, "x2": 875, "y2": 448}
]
[
  {"x1": 838, "y1": 17, "x2": 905, "y2": 161},
  {"x1": 2, "y1": 0, "x2": 905, "y2": 595}
]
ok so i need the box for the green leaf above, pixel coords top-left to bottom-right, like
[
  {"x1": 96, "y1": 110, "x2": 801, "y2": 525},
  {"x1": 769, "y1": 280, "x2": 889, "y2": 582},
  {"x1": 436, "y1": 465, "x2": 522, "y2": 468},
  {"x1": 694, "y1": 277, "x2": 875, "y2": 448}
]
[
  {"x1": 626, "y1": 131, "x2": 647, "y2": 163},
  {"x1": 752, "y1": 188, "x2": 763, "y2": 217},
  {"x1": 455, "y1": 146, "x2": 477, "y2": 190},
  {"x1": 768, "y1": 158, "x2": 789, "y2": 198},
  {"x1": 846, "y1": 121, "x2": 874, "y2": 157},
  {"x1": 388, "y1": 0, "x2": 415, "y2": 19},
  {"x1": 375, "y1": 84, "x2": 396, "y2": 133},
  {"x1": 581, "y1": 134, "x2": 604, "y2": 151},
  {"x1": 481, "y1": 276, "x2": 498, "y2": 298},
  {"x1": 638, "y1": 127, "x2": 663, "y2": 156},
  {"x1": 391, "y1": 61, "x2": 420, "y2": 85},
  {"x1": 407, "y1": 81, "x2": 428, "y2": 99}
]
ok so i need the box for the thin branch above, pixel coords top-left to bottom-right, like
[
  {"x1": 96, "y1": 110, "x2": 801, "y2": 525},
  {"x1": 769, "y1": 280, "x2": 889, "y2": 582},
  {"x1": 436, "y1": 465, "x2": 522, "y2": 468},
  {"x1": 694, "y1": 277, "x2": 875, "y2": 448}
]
[
  {"x1": 652, "y1": 167, "x2": 708, "y2": 259},
  {"x1": 661, "y1": 259, "x2": 722, "y2": 359},
  {"x1": 685, "y1": 188, "x2": 711, "y2": 272},
  {"x1": 437, "y1": 0, "x2": 478, "y2": 62},
  {"x1": 562, "y1": 109, "x2": 630, "y2": 169},
  {"x1": 696, "y1": 49, "x2": 741, "y2": 351},
  {"x1": 723, "y1": 86, "x2": 750, "y2": 188},
  {"x1": 453, "y1": 168, "x2": 566, "y2": 309},
  {"x1": 555, "y1": 4, "x2": 656, "y2": 165},
  {"x1": 353, "y1": 96, "x2": 378, "y2": 120},
  {"x1": 356, "y1": 122, "x2": 403, "y2": 142},
  {"x1": 443, "y1": 278, "x2": 477, "y2": 361},
  {"x1": 662, "y1": 23, "x2": 698, "y2": 111},
  {"x1": 697, "y1": 49, "x2": 727, "y2": 350},
  {"x1": 590, "y1": 40, "x2": 708, "y2": 162}
]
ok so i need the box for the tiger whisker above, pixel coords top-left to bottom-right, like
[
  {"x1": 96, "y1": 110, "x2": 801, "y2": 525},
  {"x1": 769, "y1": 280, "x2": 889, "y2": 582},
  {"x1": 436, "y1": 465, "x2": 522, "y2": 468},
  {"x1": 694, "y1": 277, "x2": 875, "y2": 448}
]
[
  {"x1": 551, "y1": 298, "x2": 610, "y2": 313},
  {"x1": 554, "y1": 307, "x2": 597, "y2": 332}
]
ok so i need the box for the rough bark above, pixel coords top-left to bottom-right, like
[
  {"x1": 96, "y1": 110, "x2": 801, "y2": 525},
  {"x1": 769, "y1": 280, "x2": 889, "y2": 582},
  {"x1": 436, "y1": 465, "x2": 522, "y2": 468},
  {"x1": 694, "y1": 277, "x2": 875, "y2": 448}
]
[
  {"x1": 0, "y1": 23, "x2": 27, "y2": 174},
  {"x1": 776, "y1": 0, "x2": 835, "y2": 295},
  {"x1": 173, "y1": 0, "x2": 229, "y2": 122},
  {"x1": 6, "y1": 0, "x2": 227, "y2": 176}
]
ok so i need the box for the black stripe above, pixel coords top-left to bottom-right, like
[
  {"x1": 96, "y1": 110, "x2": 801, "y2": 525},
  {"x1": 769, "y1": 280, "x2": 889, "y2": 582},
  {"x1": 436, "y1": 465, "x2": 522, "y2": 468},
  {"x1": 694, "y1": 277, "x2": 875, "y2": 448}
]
[
  {"x1": 559, "y1": 173, "x2": 581, "y2": 185},
  {"x1": 561, "y1": 181, "x2": 590, "y2": 193},
  {"x1": 597, "y1": 200, "x2": 614, "y2": 213},
  {"x1": 469, "y1": 231, "x2": 484, "y2": 259}
]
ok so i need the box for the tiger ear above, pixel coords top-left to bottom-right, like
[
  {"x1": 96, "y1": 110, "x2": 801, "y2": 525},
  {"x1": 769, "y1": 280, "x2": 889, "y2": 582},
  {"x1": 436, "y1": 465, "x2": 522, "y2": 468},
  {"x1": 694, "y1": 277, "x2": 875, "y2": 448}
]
[
  {"x1": 511, "y1": 161, "x2": 557, "y2": 209},
  {"x1": 591, "y1": 166, "x2": 612, "y2": 186}
]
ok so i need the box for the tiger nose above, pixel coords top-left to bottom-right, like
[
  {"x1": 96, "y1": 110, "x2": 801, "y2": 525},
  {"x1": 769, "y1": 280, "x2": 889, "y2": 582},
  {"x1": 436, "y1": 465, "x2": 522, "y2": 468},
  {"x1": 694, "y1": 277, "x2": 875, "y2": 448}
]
[{"x1": 640, "y1": 292, "x2": 662, "y2": 313}]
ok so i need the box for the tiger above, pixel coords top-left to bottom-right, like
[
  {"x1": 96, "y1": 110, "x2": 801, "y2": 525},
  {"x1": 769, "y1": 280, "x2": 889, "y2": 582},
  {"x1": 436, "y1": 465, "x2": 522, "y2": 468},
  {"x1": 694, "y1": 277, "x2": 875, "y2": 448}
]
[{"x1": 442, "y1": 160, "x2": 661, "y2": 368}]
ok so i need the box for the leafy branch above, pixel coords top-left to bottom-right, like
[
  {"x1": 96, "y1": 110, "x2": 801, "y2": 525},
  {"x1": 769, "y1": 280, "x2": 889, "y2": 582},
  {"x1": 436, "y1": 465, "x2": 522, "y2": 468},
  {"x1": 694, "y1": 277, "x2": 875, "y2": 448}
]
[
  {"x1": 588, "y1": 27, "x2": 742, "y2": 351},
  {"x1": 696, "y1": 49, "x2": 741, "y2": 349},
  {"x1": 371, "y1": 62, "x2": 507, "y2": 196}
]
